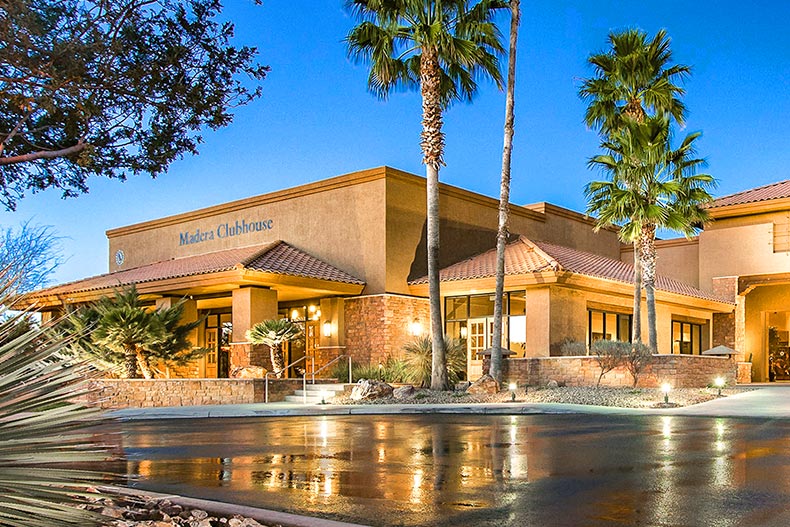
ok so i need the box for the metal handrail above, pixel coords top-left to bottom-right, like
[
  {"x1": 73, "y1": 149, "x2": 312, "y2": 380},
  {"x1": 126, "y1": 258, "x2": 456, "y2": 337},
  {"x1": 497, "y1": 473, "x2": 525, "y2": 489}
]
[
  {"x1": 265, "y1": 355, "x2": 312, "y2": 403},
  {"x1": 301, "y1": 354, "x2": 352, "y2": 404}
]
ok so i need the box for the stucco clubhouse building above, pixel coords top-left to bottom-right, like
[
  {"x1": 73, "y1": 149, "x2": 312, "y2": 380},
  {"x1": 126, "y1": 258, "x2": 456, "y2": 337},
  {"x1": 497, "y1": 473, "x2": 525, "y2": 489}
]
[{"x1": 23, "y1": 167, "x2": 790, "y2": 384}]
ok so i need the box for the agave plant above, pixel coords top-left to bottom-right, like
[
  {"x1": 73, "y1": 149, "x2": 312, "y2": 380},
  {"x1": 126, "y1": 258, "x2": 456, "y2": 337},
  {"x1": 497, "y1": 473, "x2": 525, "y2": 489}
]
[
  {"x1": 402, "y1": 336, "x2": 467, "y2": 388},
  {"x1": 247, "y1": 318, "x2": 303, "y2": 377},
  {"x1": 0, "y1": 294, "x2": 112, "y2": 525}
]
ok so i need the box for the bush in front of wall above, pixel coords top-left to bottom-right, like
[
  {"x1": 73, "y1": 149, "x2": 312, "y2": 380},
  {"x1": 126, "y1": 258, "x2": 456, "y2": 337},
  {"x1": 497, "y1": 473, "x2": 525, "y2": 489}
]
[{"x1": 402, "y1": 335, "x2": 466, "y2": 388}]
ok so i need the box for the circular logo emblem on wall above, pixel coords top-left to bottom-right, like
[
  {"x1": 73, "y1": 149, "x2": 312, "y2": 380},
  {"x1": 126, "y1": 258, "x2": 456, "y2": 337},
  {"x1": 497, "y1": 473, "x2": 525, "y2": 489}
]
[{"x1": 115, "y1": 249, "x2": 125, "y2": 267}]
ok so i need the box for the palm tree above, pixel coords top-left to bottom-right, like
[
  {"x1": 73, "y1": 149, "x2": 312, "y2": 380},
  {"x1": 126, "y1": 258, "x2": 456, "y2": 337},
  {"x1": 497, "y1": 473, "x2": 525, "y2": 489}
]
[
  {"x1": 580, "y1": 28, "x2": 690, "y2": 346},
  {"x1": 585, "y1": 116, "x2": 715, "y2": 351},
  {"x1": 91, "y1": 287, "x2": 167, "y2": 378},
  {"x1": 490, "y1": 0, "x2": 520, "y2": 384},
  {"x1": 247, "y1": 318, "x2": 303, "y2": 377},
  {"x1": 346, "y1": 0, "x2": 506, "y2": 390}
]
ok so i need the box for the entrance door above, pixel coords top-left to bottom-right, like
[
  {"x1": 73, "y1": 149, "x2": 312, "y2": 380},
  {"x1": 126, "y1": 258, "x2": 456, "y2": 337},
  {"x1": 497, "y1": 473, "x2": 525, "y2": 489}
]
[
  {"x1": 205, "y1": 328, "x2": 218, "y2": 378},
  {"x1": 467, "y1": 319, "x2": 487, "y2": 380}
]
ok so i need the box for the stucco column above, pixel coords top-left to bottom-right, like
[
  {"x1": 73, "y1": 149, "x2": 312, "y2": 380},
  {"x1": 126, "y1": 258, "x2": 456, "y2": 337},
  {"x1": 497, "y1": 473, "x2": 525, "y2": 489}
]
[
  {"x1": 231, "y1": 287, "x2": 278, "y2": 369},
  {"x1": 525, "y1": 288, "x2": 551, "y2": 357},
  {"x1": 155, "y1": 297, "x2": 199, "y2": 377}
]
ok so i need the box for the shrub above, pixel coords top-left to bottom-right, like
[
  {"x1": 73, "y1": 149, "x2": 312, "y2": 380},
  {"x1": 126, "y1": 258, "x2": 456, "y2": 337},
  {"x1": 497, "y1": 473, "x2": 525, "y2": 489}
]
[
  {"x1": 590, "y1": 339, "x2": 629, "y2": 387},
  {"x1": 552, "y1": 337, "x2": 587, "y2": 356},
  {"x1": 326, "y1": 357, "x2": 407, "y2": 383},
  {"x1": 402, "y1": 335, "x2": 466, "y2": 388},
  {"x1": 624, "y1": 342, "x2": 653, "y2": 388}
]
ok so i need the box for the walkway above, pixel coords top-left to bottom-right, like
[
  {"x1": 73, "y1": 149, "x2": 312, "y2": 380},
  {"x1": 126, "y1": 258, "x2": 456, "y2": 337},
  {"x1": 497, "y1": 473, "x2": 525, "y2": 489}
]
[{"x1": 108, "y1": 386, "x2": 790, "y2": 420}]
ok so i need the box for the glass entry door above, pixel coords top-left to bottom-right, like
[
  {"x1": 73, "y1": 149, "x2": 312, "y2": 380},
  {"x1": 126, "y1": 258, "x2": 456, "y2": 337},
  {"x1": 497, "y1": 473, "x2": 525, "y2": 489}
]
[{"x1": 205, "y1": 328, "x2": 218, "y2": 378}]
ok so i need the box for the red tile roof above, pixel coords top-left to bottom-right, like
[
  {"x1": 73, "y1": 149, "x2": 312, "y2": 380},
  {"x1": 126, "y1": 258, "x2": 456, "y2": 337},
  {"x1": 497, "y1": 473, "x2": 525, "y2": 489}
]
[
  {"x1": 409, "y1": 237, "x2": 729, "y2": 304},
  {"x1": 25, "y1": 241, "x2": 364, "y2": 299},
  {"x1": 708, "y1": 179, "x2": 790, "y2": 208}
]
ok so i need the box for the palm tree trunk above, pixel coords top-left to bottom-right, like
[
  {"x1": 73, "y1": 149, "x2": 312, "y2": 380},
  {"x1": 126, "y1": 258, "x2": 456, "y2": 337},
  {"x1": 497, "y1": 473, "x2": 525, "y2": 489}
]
[
  {"x1": 124, "y1": 345, "x2": 138, "y2": 379},
  {"x1": 640, "y1": 224, "x2": 658, "y2": 351},
  {"x1": 421, "y1": 48, "x2": 449, "y2": 391},
  {"x1": 270, "y1": 343, "x2": 285, "y2": 378},
  {"x1": 632, "y1": 240, "x2": 642, "y2": 343},
  {"x1": 136, "y1": 350, "x2": 154, "y2": 379},
  {"x1": 490, "y1": 0, "x2": 520, "y2": 384}
]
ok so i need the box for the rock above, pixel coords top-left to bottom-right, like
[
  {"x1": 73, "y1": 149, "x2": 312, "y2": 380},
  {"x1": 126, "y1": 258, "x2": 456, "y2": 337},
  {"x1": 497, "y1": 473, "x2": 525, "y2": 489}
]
[
  {"x1": 191, "y1": 509, "x2": 209, "y2": 520},
  {"x1": 228, "y1": 518, "x2": 244, "y2": 527},
  {"x1": 230, "y1": 366, "x2": 266, "y2": 379},
  {"x1": 101, "y1": 507, "x2": 125, "y2": 519},
  {"x1": 350, "y1": 379, "x2": 393, "y2": 400},
  {"x1": 546, "y1": 380, "x2": 559, "y2": 389},
  {"x1": 455, "y1": 381, "x2": 471, "y2": 392},
  {"x1": 467, "y1": 374, "x2": 500, "y2": 395},
  {"x1": 393, "y1": 385, "x2": 416, "y2": 399}
]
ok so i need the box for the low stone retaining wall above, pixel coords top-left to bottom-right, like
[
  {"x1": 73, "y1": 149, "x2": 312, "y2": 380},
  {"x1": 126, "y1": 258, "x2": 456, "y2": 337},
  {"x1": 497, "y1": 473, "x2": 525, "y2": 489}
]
[
  {"x1": 485, "y1": 355, "x2": 737, "y2": 388},
  {"x1": 82, "y1": 378, "x2": 305, "y2": 409}
]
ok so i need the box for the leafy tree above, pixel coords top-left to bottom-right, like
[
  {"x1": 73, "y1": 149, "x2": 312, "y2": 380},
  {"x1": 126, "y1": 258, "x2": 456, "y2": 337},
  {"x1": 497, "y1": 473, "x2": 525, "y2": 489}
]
[
  {"x1": 590, "y1": 339, "x2": 628, "y2": 388},
  {"x1": 585, "y1": 116, "x2": 715, "y2": 350},
  {"x1": 346, "y1": 0, "x2": 506, "y2": 390},
  {"x1": 0, "y1": 273, "x2": 114, "y2": 526},
  {"x1": 579, "y1": 29, "x2": 690, "y2": 346},
  {"x1": 0, "y1": 220, "x2": 63, "y2": 293},
  {"x1": 247, "y1": 318, "x2": 303, "y2": 378},
  {"x1": 490, "y1": 0, "x2": 520, "y2": 383},
  {"x1": 0, "y1": 0, "x2": 268, "y2": 210}
]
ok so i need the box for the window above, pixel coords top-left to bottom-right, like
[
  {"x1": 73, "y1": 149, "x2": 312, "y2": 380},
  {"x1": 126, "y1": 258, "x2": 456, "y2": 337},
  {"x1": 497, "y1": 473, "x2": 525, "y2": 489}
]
[
  {"x1": 588, "y1": 309, "x2": 631, "y2": 345},
  {"x1": 444, "y1": 292, "x2": 527, "y2": 354},
  {"x1": 672, "y1": 321, "x2": 703, "y2": 354},
  {"x1": 774, "y1": 215, "x2": 790, "y2": 253}
]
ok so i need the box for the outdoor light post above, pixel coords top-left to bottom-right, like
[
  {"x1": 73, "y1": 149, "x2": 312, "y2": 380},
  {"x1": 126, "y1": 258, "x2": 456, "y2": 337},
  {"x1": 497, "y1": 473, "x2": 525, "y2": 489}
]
[{"x1": 661, "y1": 383, "x2": 672, "y2": 405}]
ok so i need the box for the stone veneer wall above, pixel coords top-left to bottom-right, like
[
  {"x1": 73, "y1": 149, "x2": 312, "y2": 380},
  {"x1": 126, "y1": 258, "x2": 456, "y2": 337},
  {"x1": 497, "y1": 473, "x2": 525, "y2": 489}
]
[
  {"x1": 82, "y1": 378, "x2": 304, "y2": 409},
  {"x1": 711, "y1": 276, "x2": 738, "y2": 352},
  {"x1": 485, "y1": 355, "x2": 737, "y2": 388},
  {"x1": 344, "y1": 294, "x2": 430, "y2": 366},
  {"x1": 230, "y1": 343, "x2": 274, "y2": 372}
]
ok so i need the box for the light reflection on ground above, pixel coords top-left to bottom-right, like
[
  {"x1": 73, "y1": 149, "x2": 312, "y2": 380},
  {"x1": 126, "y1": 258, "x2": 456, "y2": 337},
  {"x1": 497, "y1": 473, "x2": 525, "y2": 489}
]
[{"x1": 105, "y1": 414, "x2": 790, "y2": 527}]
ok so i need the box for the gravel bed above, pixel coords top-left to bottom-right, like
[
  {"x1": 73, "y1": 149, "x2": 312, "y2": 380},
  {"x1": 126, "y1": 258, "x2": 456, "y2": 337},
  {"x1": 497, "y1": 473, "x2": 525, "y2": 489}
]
[{"x1": 331, "y1": 385, "x2": 751, "y2": 409}]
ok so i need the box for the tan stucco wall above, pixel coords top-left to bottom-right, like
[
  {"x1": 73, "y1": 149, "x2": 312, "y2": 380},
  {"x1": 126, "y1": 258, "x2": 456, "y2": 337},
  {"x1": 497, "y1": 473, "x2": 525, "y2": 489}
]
[
  {"x1": 622, "y1": 238, "x2": 700, "y2": 288},
  {"x1": 699, "y1": 212, "x2": 790, "y2": 292},
  {"x1": 108, "y1": 171, "x2": 388, "y2": 293},
  {"x1": 741, "y1": 283, "x2": 790, "y2": 382}
]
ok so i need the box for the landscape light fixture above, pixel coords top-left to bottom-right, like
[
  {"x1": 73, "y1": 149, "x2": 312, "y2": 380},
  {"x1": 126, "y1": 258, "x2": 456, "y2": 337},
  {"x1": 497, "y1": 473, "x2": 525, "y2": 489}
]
[
  {"x1": 320, "y1": 390, "x2": 328, "y2": 405},
  {"x1": 661, "y1": 383, "x2": 672, "y2": 404},
  {"x1": 378, "y1": 362, "x2": 384, "y2": 381},
  {"x1": 714, "y1": 377, "x2": 725, "y2": 397},
  {"x1": 509, "y1": 382, "x2": 517, "y2": 402}
]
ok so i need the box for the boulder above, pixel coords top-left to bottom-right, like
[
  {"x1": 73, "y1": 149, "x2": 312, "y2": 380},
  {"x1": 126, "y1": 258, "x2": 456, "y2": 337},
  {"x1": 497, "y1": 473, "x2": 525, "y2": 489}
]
[
  {"x1": 350, "y1": 379, "x2": 394, "y2": 400},
  {"x1": 467, "y1": 374, "x2": 500, "y2": 395},
  {"x1": 546, "y1": 380, "x2": 559, "y2": 389},
  {"x1": 393, "y1": 385, "x2": 416, "y2": 400},
  {"x1": 230, "y1": 366, "x2": 266, "y2": 379},
  {"x1": 455, "y1": 381, "x2": 471, "y2": 392}
]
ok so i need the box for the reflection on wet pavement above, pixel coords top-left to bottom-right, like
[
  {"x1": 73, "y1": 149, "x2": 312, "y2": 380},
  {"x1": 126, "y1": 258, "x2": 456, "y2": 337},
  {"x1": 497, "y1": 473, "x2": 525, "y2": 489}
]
[{"x1": 105, "y1": 414, "x2": 790, "y2": 526}]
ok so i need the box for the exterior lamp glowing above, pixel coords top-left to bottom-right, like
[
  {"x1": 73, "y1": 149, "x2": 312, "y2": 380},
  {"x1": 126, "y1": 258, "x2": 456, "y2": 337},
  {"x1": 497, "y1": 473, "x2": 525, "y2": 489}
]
[
  {"x1": 408, "y1": 321, "x2": 423, "y2": 336},
  {"x1": 378, "y1": 362, "x2": 384, "y2": 381},
  {"x1": 714, "y1": 377, "x2": 725, "y2": 397},
  {"x1": 291, "y1": 309, "x2": 299, "y2": 321},
  {"x1": 460, "y1": 325, "x2": 468, "y2": 339},
  {"x1": 308, "y1": 305, "x2": 316, "y2": 313},
  {"x1": 661, "y1": 383, "x2": 672, "y2": 404},
  {"x1": 509, "y1": 382, "x2": 517, "y2": 402},
  {"x1": 320, "y1": 390, "x2": 329, "y2": 405},
  {"x1": 322, "y1": 322, "x2": 332, "y2": 337}
]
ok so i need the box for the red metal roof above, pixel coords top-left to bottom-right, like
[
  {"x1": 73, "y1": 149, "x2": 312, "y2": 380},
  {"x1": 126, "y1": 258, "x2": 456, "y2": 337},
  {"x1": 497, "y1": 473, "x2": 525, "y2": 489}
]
[
  {"x1": 409, "y1": 236, "x2": 729, "y2": 304},
  {"x1": 25, "y1": 241, "x2": 364, "y2": 299},
  {"x1": 708, "y1": 179, "x2": 790, "y2": 208}
]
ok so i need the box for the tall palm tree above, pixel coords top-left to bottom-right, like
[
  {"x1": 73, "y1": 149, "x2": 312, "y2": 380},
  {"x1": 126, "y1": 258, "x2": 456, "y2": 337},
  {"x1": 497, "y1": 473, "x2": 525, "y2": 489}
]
[
  {"x1": 585, "y1": 116, "x2": 715, "y2": 351},
  {"x1": 490, "y1": 0, "x2": 520, "y2": 383},
  {"x1": 580, "y1": 28, "x2": 690, "y2": 345},
  {"x1": 346, "y1": 0, "x2": 506, "y2": 390}
]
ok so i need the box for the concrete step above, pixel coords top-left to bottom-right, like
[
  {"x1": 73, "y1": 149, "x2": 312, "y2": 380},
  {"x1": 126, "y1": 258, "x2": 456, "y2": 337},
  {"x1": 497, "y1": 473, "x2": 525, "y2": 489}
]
[
  {"x1": 302, "y1": 383, "x2": 347, "y2": 393},
  {"x1": 283, "y1": 384, "x2": 348, "y2": 404},
  {"x1": 284, "y1": 394, "x2": 327, "y2": 404}
]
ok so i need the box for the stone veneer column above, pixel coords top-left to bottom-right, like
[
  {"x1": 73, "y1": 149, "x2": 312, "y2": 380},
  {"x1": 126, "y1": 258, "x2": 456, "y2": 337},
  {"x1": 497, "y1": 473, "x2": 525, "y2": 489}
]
[
  {"x1": 231, "y1": 287, "x2": 278, "y2": 369},
  {"x1": 711, "y1": 277, "x2": 738, "y2": 354}
]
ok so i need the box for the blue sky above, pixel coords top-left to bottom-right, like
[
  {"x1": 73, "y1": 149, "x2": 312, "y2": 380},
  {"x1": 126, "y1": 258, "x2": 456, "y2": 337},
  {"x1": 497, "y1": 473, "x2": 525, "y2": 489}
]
[{"x1": 2, "y1": 0, "x2": 788, "y2": 285}]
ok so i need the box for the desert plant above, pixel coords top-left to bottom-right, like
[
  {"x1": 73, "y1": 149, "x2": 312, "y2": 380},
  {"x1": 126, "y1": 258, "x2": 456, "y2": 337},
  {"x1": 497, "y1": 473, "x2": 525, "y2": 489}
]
[
  {"x1": 402, "y1": 335, "x2": 466, "y2": 388},
  {"x1": 247, "y1": 318, "x2": 302, "y2": 377},
  {"x1": 624, "y1": 342, "x2": 654, "y2": 388},
  {"x1": 0, "y1": 286, "x2": 113, "y2": 525},
  {"x1": 590, "y1": 339, "x2": 629, "y2": 387},
  {"x1": 552, "y1": 338, "x2": 588, "y2": 357}
]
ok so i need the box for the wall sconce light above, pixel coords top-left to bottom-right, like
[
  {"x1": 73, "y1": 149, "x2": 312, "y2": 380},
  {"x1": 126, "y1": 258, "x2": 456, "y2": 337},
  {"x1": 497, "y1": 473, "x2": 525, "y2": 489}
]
[
  {"x1": 308, "y1": 305, "x2": 316, "y2": 313},
  {"x1": 322, "y1": 321, "x2": 332, "y2": 337},
  {"x1": 408, "y1": 321, "x2": 423, "y2": 336},
  {"x1": 460, "y1": 325, "x2": 468, "y2": 339},
  {"x1": 291, "y1": 309, "x2": 299, "y2": 321}
]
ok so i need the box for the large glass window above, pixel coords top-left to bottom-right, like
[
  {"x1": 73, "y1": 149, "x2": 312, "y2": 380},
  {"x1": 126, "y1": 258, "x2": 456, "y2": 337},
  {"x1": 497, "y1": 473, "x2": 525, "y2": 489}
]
[
  {"x1": 444, "y1": 292, "x2": 526, "y2": 355},
  {"x1": 672, "y1": 321, "x2": 703, "y2": 354},
  {"x1": 588, "y1": 309, "x2": 631, "y2": 345}
]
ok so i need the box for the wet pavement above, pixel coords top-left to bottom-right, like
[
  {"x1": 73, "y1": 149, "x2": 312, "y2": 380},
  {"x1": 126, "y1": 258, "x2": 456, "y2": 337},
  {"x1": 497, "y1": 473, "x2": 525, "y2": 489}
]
[{"x1": 106, "y1": 413, "x2": 790, "y2": 527}]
